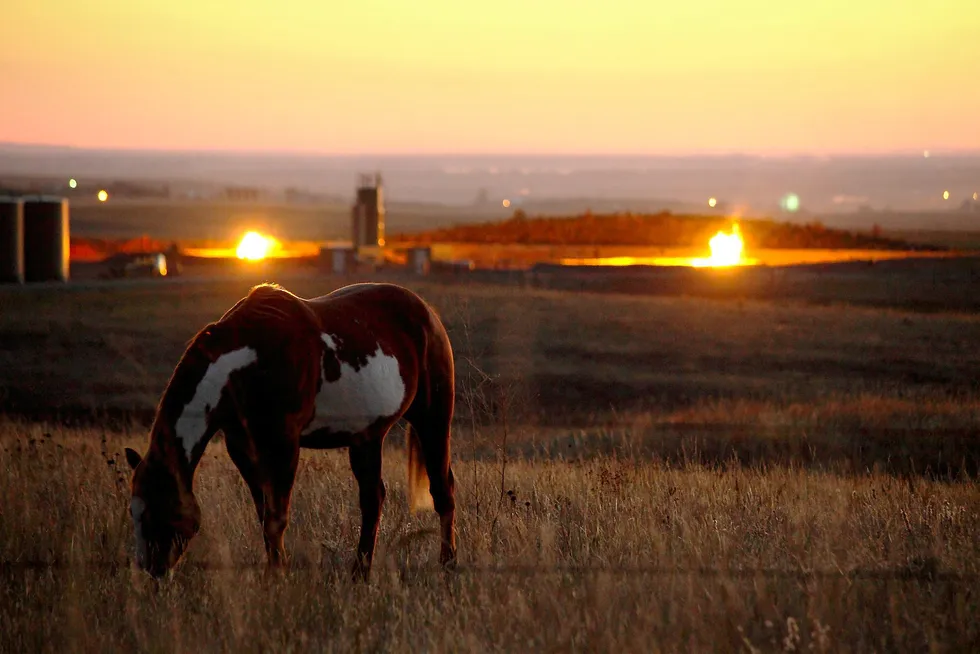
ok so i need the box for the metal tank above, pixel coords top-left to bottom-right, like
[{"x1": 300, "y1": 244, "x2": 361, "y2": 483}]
[
  {"x1": 0, "y1": 197, "x2": 24, "y2": 284},
  {"x1": 23, "y1": 196, "x2": 70, "y2": 283}
]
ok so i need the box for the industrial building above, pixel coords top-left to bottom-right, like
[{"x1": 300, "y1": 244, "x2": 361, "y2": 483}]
[{"x1": 322, "y1": 172, "x2": 390, "y2": 275}]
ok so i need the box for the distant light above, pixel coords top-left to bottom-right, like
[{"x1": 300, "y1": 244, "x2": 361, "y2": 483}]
[
  {"x1": 923, "y1": 150, "x2": 930, "y2": 159},
  {"x1": 780, "y1": 193, "x2": 800, "y2": 213},
  {"x1": 502, "y1": 199, "x2": 511, "y2": 208},
  {"x1": 708, "y1": 197, "x2": 717, "y2": 208},
  {"x1": 97, "y1": 190, "x2": 108, "y2": 202},
  {"x1": 974, "y1": 192, "x2": 978, "y2": 201},
  {"x1": 942, "y1": 190, "x2": 950, "y2": 200},
  {"x1": 68, "y1": 178, "x2": 77, "y2": 189},
  {"x1": 236, "y1": 231, "x2": 278, "y2": 261},
  {"x1": 378, "y1": 238, "x2": 386, "y2": 247}
]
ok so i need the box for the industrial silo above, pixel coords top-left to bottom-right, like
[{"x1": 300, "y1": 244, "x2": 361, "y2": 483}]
[
  {"x1": 351, "y1": 173, "x2": 385, "y2": 249},
  {"x1": 23, "y1": 196, "x2": 70, "y2": 283},
  {"x1": 0, "y1": 197, "x2": 24, "y2": 284}
]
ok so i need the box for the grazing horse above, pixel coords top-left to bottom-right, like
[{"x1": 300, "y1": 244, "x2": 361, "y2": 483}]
[{"x1": 123, "y1": 282, "x2": 457, "y2": 579}]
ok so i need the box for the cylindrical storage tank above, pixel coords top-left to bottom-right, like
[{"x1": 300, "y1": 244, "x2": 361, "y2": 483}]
[
  {"x1": 0, "y1": 197, "x2": 24, "y2": 284},
  {"x1": 410, "y1": 247, "x2": 431, "y2": 275},
  {"x1": 23, "y1": 196, "x2": 70, "y2": 283}
]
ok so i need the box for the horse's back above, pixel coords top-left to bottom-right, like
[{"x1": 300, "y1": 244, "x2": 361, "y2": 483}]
[{"x1": 310, "y1": 283, "x2": 445, "y2": 338}]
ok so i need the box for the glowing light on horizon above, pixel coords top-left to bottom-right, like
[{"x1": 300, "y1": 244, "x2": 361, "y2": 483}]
[
  {"x1": 236, "y1": 231, "x2": 279, "y2": 260},
  {"x1": 943, "y1": 190, "x2": 950, "y2": 200},
  {"x1": 780, "y1": 193, "x2": 800, "y2": 212},
  {"x1": 97, "y1": 189, "x2": 108, "y2": 202},
  {"x1": 692, "y1": 223, "x2": 748, "y2": 268},
  {"x1": 923, "y1": 150, "x2": 931, "y2": 158},
  {"x1": 183, "y1": 239, "x2": 318, "y2": 259},
  {"x1": 974, "y1": 192, "x2": 978, "y2": 201},
  {"x1": 560, "y1": 223, "x2": 756, "y2": 268},
  {"x1": 502, "y1": 199, "x2": 511, "y2": 208},
  {"x1": 708, "y1": 197, "x2": 717, "y2": 208},
  {"x1": 68, "y1": 178, "x2": 77, "y2": 189}
]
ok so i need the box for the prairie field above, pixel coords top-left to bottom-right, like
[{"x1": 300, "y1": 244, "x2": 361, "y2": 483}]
[{"x1": 1, "y1": 271, "x2": 978, "y2": 651}]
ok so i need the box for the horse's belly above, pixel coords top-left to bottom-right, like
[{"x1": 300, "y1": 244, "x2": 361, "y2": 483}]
[{"x1": 301, "y1": 338, "x2": 408, "y2": 436}]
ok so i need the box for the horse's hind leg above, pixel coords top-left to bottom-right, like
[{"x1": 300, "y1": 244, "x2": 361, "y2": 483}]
[
  {"x1": 349, "y1": 436, "x2": 385, "y2": 581},
  {"x1": 407, "y1": 409, "x2": 457, "y2": 568}
]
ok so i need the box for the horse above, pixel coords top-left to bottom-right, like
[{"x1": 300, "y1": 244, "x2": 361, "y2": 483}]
[{"x1": 123, "y1": 282, "x2": 457, "y2": 580}]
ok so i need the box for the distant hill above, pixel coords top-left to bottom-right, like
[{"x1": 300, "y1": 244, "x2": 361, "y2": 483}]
[{"x1": 392, "y1": 211, "x2": 943, "y2": 251}]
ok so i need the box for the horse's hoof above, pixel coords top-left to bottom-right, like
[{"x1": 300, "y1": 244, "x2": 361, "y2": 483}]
[
  {"x1": 350, "y1": 560, "x2": 371, "y2": 583},
  {"x1": 439, "y1": 553, "x2": 458, "y2": 572}
]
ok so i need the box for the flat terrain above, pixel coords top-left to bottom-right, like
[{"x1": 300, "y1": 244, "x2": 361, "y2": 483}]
[{"x1": 1, "y1": 272, "x2": 978, "y2": 651}]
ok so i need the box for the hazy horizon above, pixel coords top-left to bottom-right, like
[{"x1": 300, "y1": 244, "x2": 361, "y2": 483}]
[
  {"x1": 4, "y1": 143, "x2": 980, "y2": 225},
  {"x1": 5, "y1": 141, "x2": 980, "y2": 159}
]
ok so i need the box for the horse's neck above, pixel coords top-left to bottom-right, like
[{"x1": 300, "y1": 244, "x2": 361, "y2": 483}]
[
  {"x1": 150, "y1": 372, "x2": 220, "y2": 485},
  {"x1": 155, "y1": 341, "x2": 256, "y2": 476},
  {"x1": 147, "y1": 417, "x2": 213, "y2": 491}
]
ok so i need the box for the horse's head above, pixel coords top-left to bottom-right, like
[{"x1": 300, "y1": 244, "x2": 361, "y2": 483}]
[{"x1": 124, "y1": 447, "x2": 201, "y2": 578}]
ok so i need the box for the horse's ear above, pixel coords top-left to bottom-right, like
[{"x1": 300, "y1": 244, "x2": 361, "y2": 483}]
[
  {"x1": 125, "y1": 447, "x2": 143, "y2": 470},
  {"x1": 194, "y1": 323, "x2": 220, "y2": 357}
]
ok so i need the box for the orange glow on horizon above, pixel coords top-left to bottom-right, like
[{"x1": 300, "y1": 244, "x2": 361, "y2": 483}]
[
  {"x1": 182, "y1": 236, "x2": 319, "y2": 260},
  {"x1": 561, "y1": 223, "x2": 756, "y2": 268}
]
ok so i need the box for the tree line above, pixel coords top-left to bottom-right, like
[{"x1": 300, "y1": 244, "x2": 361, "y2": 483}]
[{"x1": 392, "y1": 211, "x2": 937, "y2": 250}]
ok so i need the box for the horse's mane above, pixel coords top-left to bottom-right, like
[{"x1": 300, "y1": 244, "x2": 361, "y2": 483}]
[
  {"x1": 157, "y1": 284, "x2": 320, "y2": 422},
  {"x1": 185, "y1": 284, "x2": 320, "y2": 351}
]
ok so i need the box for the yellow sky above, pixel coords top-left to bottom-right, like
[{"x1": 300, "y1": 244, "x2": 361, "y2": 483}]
[{"x1": 2, "y1": 0, "x2": 978, "y2": 154}]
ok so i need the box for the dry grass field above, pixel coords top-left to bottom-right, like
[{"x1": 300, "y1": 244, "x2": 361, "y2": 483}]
[{"x1": 1, "y1": 272, "x2": 978, "y2": 651}]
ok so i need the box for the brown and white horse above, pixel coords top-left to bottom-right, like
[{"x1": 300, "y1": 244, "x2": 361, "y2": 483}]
[{"x1": 124, "y1": 282, "x2": 457, "y2": 579}]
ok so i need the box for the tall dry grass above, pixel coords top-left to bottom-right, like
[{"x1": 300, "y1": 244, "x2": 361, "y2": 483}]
[
  {"x1": 2, "y1": 277, "x2": 979, "y2": 650},
  {"x1": 1, "y1": 419, "x2": 977, "y2": 652}
]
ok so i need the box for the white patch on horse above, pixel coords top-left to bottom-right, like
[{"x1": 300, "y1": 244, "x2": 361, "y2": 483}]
[
  {"x1": 302, "y1": 333, "x2": 406, "y2": 436},
  {"x1": 175, "y1": 346, "x2": 258, "y2": 460},
  {"x1": 131, "y1": 496, "x2": 148, "y2": 568}
]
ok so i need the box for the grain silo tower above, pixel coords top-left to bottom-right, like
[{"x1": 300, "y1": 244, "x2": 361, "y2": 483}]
[
  {"x1": 351, "y1": 172, "x2": 385, "y2": 249},
  {"x1": 23, "y1": 196, "x2": 70, "y2": 283},
  {"x1": 0, "y1": 197, "x2": 24, "y2": 284}
]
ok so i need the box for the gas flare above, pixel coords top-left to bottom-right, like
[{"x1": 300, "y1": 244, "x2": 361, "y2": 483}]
[
  {"x1": 692, "y1": 224, "x2": 750, "y2": 267},
  {"x1": 236, "y1": 231, "x2": 280, "y2": 261}
]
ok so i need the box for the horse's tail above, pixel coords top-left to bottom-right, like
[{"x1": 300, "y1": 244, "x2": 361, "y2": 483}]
[{"x1": 406, "y1": 425, "x2": 434, "y2": 513}]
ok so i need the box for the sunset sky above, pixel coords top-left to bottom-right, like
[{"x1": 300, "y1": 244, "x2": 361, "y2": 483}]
[{"x1": 2, "y1": 0, "x2": 978, "y2": 155}]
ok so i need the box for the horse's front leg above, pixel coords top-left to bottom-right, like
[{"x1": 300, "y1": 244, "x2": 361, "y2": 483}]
[
  {"x1": 349, "y1": 438, "x2": 385, "y2": 581},
  {"x1": 226, "y1": 428, "x2": 294, "y2": 568}
]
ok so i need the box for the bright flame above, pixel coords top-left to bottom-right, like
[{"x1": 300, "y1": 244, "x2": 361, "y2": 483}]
[
  {"x1": 69, "y1": 178, "x2": 77, "y2": 189},
  {"x1": 708, "y1": 197, "x2": 717, "y2": 208},
  {"x1": 97, "y1": 190, "x2": 108, "y2": 202},
  {"x1": 942, "y1": 190, "x2": 950, "y2": 200},
  {"x1": 692, "y1": 224, "x2": 748, "y2": 268},
  {"x1": 236, "y1": 231, "x2": 279, "y2": 261}
]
